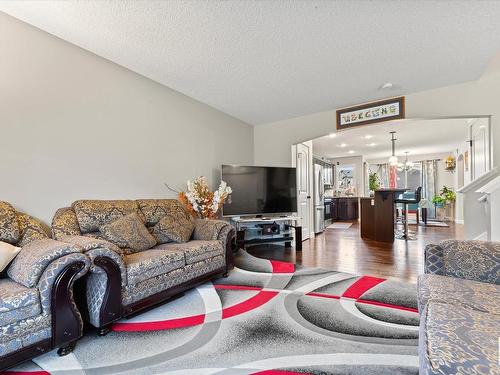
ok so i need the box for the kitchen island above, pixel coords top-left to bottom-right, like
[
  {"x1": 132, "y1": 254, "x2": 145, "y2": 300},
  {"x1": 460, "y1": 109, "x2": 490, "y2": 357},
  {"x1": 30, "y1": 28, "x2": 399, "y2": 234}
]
[{"x1": 360, "y1": 189, "x2": 406, "y2": 242}]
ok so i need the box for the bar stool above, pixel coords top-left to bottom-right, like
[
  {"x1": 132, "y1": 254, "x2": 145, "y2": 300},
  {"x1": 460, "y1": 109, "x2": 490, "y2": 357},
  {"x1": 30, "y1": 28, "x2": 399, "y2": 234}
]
[{"x1": 395, "y1": 186, "x2": 422, "y2": 240}]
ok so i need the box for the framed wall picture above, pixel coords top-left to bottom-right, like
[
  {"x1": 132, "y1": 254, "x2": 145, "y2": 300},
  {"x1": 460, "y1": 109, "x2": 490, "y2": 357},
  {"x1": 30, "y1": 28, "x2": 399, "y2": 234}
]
[
  {"x1": 336, "y1": 96, "x2": 405, "y2": 130},
  {"x1": 337, "y1": 165, "x2": 355, "y2": 194}
]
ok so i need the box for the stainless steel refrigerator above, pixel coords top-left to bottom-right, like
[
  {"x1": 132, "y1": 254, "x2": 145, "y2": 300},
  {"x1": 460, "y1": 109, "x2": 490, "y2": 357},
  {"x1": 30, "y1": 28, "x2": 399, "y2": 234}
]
[{"x1": 313, "y1": 162, "x2": 325, "y2": 233}]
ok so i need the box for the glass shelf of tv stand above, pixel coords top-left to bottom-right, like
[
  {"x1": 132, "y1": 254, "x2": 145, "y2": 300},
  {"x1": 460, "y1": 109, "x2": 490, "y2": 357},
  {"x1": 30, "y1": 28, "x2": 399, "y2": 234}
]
[
  {"x1": 230, "y1": 216, "x2": 302, "y2": 251},
  {"x1": 245, "y1": 230, "x2": 294, "y2": 238}
]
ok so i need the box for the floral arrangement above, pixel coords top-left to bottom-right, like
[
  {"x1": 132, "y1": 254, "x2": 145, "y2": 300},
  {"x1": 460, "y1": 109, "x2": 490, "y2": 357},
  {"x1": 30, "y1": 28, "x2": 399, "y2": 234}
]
[{"x1": 178, "y1": 176, "x2": 232, "y2": 219}]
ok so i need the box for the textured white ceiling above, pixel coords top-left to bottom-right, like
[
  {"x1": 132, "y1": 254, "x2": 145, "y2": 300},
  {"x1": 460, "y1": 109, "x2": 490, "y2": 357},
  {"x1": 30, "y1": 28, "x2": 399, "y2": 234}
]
[
  {"x1": 312, "y1": 118, "x2": 474, "y2": 160},
  {"x1": 1, "y1": 1, "x2": 500, "y2": 125}
]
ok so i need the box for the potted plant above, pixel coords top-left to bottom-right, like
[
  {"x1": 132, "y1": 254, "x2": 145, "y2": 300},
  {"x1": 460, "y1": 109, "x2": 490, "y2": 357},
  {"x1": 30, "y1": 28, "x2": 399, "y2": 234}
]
[
  {"x1": 432, "y1": 186, "x2": 456, "y2": 221},
  {"x1": 431, "y1": 195, "x2": 445, "y2": 208},
  {"x1": 368, "y1": 172, "x2": 380, "y2": 196},
  {"x1": 440, "y1": 186, "x2": 456, "y2": 204}
]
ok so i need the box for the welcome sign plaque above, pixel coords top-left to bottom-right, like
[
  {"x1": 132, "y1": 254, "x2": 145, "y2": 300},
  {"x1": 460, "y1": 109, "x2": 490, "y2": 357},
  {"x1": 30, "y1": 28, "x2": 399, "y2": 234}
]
[{"x1": 336, "y1": 96, "x2": 405, "y2": 130}]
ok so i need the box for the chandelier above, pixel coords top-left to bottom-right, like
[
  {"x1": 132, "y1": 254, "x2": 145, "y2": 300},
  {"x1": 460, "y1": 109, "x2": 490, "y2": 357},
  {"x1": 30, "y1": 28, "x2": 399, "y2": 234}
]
[{"x1": 398, "y1": 152, "x2": 414, "y2": 171}]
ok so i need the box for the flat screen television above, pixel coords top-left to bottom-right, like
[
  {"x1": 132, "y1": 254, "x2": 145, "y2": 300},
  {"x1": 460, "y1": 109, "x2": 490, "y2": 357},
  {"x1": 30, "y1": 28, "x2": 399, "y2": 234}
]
[{"x1": 222, "y1": 165, "x2": 297, "y2": 216}]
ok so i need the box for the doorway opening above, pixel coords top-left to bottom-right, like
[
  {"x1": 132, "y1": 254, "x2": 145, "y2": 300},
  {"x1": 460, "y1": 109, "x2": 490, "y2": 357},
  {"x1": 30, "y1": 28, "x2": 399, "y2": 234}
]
[{"x1": 293, "y1": 116, "x2": 492, "y2": 239}]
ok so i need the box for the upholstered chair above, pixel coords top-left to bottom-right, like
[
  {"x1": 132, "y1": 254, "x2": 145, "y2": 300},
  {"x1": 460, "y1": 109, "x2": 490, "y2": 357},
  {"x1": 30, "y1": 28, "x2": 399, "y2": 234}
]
[
  {"x1": 51, "y1": 199, "x2": 234, "y2": 335},
  {"x1": 0, "y1": 201, "x2": 90, "y2": 371}
]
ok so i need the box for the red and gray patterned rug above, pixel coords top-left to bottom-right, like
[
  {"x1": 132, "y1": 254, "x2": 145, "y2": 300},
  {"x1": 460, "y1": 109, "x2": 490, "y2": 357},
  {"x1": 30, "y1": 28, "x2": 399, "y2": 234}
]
[{"x1": 4, "y1": 250, "x2": 419, "y2": 375}]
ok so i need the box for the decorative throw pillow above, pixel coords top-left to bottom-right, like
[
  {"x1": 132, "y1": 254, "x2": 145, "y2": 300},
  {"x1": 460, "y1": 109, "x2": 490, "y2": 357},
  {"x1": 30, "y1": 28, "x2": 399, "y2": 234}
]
[
  {"x1": 0, "y1": 241, "x2": 22, "y2": 278},
  {"x1": 152, "y1": 214, "x2": 195, "y2": 244},
  {"x1": 99, "y1": 213, "x2": 156, "y2": 254}
]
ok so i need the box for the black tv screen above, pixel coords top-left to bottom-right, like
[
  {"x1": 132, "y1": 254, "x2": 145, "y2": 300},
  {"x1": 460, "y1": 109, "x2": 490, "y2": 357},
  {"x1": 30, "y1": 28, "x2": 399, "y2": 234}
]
[{"x1": 222, "y1": 165, "x2": 297, "y2": 216}]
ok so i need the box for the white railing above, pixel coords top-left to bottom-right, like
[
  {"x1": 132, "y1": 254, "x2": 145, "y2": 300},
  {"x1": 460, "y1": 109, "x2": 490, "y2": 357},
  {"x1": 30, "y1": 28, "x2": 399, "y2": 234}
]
[
  {"x1": 457, "y1": 167, "x2": 499, "y2": 240},
  {"x1": 475, "y1": 174, "x2": 500, "y2": 241}
]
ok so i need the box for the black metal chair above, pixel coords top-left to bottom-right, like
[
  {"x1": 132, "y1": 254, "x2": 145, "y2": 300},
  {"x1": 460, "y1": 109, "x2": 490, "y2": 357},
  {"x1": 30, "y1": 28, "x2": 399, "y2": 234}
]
[{"x1": 395, "y1": 186, "x2": 422, "y2": 240}]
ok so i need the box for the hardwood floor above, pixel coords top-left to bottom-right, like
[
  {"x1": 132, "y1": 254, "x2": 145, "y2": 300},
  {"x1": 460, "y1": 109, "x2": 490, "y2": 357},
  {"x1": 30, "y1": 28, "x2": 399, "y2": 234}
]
[{"x1": 247, "y1": 221, "x2": 464, "y2": 283}]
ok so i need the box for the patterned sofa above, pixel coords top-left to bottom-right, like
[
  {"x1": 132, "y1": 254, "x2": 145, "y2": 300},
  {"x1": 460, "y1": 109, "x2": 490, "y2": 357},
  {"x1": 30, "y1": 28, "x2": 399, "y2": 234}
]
[
  {"x1": 418, "y1": 240, "x2": 500, "y2": 375},
  {"x1": 51, "y1": 199, "x2": 235, "y2": 334},
  {"x1": 0, "y1": 201, "x2": 90, "y2": 371}
]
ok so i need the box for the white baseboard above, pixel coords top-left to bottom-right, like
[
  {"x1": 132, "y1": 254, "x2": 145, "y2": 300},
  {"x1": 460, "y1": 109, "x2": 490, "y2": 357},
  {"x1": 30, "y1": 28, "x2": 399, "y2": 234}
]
[
  {"x1": 455, "y1": 219, "x2": 464, "y2": 224},
  {"x1": 473, "y1": 231, "x2": 488, "y2": 241}
]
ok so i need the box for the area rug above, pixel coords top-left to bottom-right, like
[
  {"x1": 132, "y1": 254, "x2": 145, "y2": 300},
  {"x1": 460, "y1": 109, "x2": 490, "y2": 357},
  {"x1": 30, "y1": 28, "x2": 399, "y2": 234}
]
[
  {"x1": 5, "y1": 250, "x2": 419, "y2": 375},
  {"x1": 407, "y1": 220, "x2": 449, "y2": 227},
  {"x1": 326, "y1": 222, "x2": 353, "y2": 230}
]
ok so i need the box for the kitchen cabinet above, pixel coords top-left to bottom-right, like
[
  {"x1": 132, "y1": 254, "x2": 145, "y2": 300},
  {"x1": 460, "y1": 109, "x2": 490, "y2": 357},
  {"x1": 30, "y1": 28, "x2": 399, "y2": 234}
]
[{"x1": 331, "y1": 197, "x2": 359, "y2": 221}]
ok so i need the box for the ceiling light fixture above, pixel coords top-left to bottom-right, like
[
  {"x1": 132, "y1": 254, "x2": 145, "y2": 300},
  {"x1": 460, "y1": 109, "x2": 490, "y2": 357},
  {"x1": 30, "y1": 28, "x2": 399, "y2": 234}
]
[
  {"x1": 380, "y1": 82, "x2": 393, "y2": 90},
  {"x1": 328, "y1": 133, "x2": 337, "y2": 138},
  {"x1": 388, "y1": 131, "x2": 398, "y2": 166},
  {"x1": 364, "y1": 135, "x2": 373, "y2": 139},
  {"x1": 339, "y1": 143, "x2": 347, "y2": 148},
  {"x1": 348, "y1": 150, "x2": 355, "y2": 154},
  {"x1": 367, "y1": 143, "x2": 377, "y2": 147},
  {"x1": 398, "y1": 152, "x2": 414, "y2": 171}
]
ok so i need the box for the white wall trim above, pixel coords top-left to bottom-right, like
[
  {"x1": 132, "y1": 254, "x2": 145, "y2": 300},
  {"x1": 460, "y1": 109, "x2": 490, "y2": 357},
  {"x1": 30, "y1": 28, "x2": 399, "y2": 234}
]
[{"x1": 473, "y1": 231, "x2": 488, "y2": 241}]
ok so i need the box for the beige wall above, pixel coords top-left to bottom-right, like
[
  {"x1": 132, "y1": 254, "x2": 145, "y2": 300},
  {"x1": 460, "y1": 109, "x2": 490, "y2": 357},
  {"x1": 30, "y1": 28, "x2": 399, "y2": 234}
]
[{"x1": 0, "y1": 13, "x2": 254, "y2": 224}]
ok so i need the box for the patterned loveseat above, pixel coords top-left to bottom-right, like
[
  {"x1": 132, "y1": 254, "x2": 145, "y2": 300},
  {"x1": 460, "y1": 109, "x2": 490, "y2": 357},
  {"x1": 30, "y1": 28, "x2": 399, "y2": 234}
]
[
  {"x1": 418, "y1": 240, "x2": 500, "y2": 375},
  {"x1": 51, "y1": 199, "x2": 235, "y2": 334},
  {"x1": 0, "y1": 201, "x2": 90, "y2": 371}
]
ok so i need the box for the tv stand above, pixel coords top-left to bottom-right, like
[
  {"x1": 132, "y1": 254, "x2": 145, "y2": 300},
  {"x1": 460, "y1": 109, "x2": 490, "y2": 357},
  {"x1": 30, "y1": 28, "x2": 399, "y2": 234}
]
[{"x1": 230, "y1": 216, "x2": 302, "y2": 251}]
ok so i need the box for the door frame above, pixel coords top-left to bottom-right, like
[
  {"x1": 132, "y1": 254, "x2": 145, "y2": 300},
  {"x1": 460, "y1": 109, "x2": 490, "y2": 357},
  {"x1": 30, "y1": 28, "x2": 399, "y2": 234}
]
[
  {"x1": 292, "y1": 142, "x2": 313, "y2": 240},
  {"x1": 469, "y1": 118, "x2": 492, "y2": 180}
]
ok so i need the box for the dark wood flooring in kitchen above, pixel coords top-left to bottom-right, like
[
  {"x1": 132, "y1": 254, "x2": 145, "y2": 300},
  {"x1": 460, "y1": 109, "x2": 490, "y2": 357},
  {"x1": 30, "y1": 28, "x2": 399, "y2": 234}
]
[{"x1": 247, "y1": 221, "x2": 464, "y2": 283}]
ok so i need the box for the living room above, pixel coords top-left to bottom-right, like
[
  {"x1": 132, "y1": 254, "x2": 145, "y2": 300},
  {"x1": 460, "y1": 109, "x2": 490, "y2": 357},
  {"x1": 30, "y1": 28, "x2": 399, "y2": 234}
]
[{"x1": 1, "y1": 2, "x2": 499, "y2": 375}]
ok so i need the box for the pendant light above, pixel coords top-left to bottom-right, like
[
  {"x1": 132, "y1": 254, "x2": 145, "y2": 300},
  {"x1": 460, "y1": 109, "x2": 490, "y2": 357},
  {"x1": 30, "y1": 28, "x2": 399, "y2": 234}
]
[{"x1": 388, "y1": 131, "x2": 399, "y2": 166}]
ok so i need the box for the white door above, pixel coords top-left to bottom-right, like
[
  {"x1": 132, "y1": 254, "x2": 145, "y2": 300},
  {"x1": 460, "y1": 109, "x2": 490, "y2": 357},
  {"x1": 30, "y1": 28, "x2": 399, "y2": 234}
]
[
  {"x1": 470, "y1": 120, "x2": 490, "y2": 180},
  {"x1": 296, "y1": 143, "x2": 311, "y2": 240}
]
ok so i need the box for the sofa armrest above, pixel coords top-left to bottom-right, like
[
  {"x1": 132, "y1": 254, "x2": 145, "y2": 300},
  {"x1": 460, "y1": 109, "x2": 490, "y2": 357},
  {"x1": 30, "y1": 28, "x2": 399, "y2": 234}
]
[
  {"x1": 59, "y1": 236, "x2": 125, "y2": 329},
  {"x1": 38, "y1": 253, "x2": 90, "y2": 314},
  {"x1": 437, "y1": 240, "x2": 500, "y2": 284},
  {"x1": 59, "y1": 235, "x2": 127, "y2": 285},
  {"x1": 218, "y1": 224, "x2": 235, "y2": 271},
  {"x1": 193, "y1": 219, "x2": 235, "y2": 271},
  {"x1": 7, "y1": 238, "x2": 82, "y2": 288},
  {"x1": 193, "y1": 219, "x2": 229, "y2": 240},
  {"x1": 424, "y1": 244, "x2": 445, "y2": 275},
  {"x1": 16, "y1": 213, "x2": 49, "y2": 247}
]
